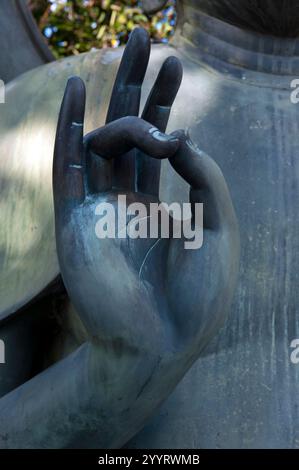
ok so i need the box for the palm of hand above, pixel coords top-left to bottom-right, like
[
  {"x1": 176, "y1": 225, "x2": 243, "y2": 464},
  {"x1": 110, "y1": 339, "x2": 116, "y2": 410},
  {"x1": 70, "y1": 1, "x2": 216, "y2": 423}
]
[{"x1": 54, "y1": 28, "x2": 239, "y2": 370}]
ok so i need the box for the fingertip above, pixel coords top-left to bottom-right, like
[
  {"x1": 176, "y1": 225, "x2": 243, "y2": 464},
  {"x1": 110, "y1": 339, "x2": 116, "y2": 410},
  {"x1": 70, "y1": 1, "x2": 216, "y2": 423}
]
[
  {"x1": 150, "y1": 128, "x2": 179, "y2": 144},
  {"x1": 62, "y1": 76, "x2": 86, "y2": 122},
  {"x1": 170, "y1": 130, "x2": 201, "y2": 163},
  {"x1": 149, "y1": 57, "x2": 183, "y2": 107},
  {"x1": 162, "y1": 56, "x2": 183, "y2": 85},
  {"x1": 66, "y1": 76, "x2": 86, "y2": 96},
  {"x1": 170, "y1": 129, "x2": 186, "y2": 142},
  {"x1": 67, "y1": 75, "x2": 83, "y2": 85},
  {"x1": 149, "y1": 128, "x2": 180, "y2": 158},
  {"x1": 126, "y1": 27, "x2": 151, "y2": 64},
  {"x1": 129, "y1": 27, "x2": 150, "y2": 47}
]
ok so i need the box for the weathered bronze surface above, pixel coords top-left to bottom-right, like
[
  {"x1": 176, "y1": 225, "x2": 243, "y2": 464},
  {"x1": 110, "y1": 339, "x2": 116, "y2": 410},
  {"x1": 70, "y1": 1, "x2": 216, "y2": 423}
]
[
  {"x1": 1, "y1": 0, "x2": 299, "y2": 449},
  {"x1": 0, "y1": 25, "x2": 239, "y2": 448}
]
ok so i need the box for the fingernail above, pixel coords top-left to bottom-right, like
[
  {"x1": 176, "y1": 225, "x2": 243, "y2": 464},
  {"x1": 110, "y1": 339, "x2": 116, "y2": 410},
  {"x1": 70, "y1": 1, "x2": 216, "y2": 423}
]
[{"x1": 149, "y1": 128, "x2": 179, "y2": 143}]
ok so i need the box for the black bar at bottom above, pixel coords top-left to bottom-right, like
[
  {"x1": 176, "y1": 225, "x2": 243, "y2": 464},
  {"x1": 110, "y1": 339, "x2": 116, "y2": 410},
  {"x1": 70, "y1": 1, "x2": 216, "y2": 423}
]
[{"x1": 0, "y1": 449, "x2": 298, "y2": 466}]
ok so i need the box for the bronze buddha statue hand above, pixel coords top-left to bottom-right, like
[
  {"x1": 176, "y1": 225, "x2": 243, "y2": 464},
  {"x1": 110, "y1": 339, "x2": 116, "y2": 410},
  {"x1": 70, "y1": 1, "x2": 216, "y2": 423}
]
[{"x1": 0, "y1": 27, "x2": 239, "y2": 449}]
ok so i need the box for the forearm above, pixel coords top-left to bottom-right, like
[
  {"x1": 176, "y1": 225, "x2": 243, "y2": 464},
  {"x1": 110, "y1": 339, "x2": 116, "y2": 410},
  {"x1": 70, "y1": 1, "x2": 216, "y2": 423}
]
[{"x1": 0, "y1": 340, "x2": 170, "y2": 449}]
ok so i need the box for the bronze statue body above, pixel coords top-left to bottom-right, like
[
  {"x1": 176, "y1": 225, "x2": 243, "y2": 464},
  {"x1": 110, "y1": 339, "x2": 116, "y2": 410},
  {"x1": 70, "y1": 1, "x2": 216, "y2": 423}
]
[{"x1": 0, "y1": 0, "x2": 298, "y2": 448}]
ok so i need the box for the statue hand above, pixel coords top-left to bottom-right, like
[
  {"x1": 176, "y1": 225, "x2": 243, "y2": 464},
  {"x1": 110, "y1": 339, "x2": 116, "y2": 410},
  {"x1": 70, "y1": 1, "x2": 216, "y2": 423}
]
[
  {"x1": 0, "y1": 28, "x2": 239, "y2": 451},
  {"x1": 53, "y1": 28, "x2": 239, "y2": 430},
  {"x1": 53, "y1": 28, "x2": 185, "y2": 356}
]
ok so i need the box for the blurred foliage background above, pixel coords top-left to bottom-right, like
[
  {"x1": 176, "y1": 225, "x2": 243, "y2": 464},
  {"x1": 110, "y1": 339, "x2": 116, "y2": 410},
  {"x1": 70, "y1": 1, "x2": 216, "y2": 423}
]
[{"x1": 28, "y1": 0, "x2": 176, "y2": 58}]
